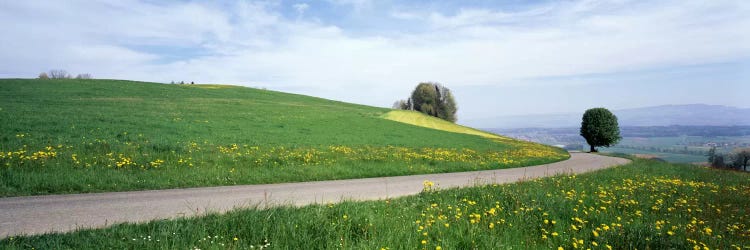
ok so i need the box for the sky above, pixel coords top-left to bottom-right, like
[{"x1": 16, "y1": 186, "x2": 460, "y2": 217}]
[{"x1": 1, "y1": 0, "x2": 748, "y2": 122}]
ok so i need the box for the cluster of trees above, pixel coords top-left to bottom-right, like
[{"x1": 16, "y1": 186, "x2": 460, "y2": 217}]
[
  {"x1": 38, "y1": 70, "x2": 91, "y2": 79},
  {"x1": 170, "y1": 81, "x2": 194, "y2": 85},
  {"x1": 707, "y1": 147, "x2": 750, "y2": 171},
  {"x1": 393, "y1": 82, "x2": 457, "y2": 123}
]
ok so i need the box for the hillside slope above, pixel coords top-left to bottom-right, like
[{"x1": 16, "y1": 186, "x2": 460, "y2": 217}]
[
  {"x1": 0, "y1": 79, "x2": 568, "y2": 196},
  {"x1": 382, "y1": 110, "x2": 505, "y2": 140}
]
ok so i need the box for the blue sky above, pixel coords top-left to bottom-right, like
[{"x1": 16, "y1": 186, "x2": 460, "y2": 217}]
[{"x1": 1, "y1": 0, "x2": 748, "y2": 121}]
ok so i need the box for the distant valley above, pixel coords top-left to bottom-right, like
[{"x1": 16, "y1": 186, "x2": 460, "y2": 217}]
[
  {"x1": 465, "y1": 104, "x2": 750, "y2": 129},
  {"x1": 473, "y1": 104, "x2": 750, "y2": 163},
  {"x1": 490, "y1": 125, "x2": 750, "y2": 163}
]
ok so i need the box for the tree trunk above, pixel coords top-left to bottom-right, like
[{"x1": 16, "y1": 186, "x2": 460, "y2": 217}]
[{"x1": 590, "y1": 145, "x2": 597, "y2": 153}]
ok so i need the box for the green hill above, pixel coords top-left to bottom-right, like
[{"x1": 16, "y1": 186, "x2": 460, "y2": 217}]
[
  {"x1": 382, "y1": 110, "x2": 507, "y2": 140},
  {"x1": 0, "y1": 79, "x2": 568, "y2": 197}
]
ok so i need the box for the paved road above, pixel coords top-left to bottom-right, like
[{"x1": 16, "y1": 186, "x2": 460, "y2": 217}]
[{"x1": 0, "y1": 152, "x2": 629, "y2": 237}]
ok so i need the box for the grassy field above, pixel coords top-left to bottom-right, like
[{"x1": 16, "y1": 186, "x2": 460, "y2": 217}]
[
  {"x1": 2, "y1": 159, "x2": 748, "y2": 249},
  {"x1": 382, "y1": 110, "x2": 504, "y2": 139},
  {"x1": 603, "y1": 136, "x2": 750, "y2": 163},
  {"x1": 0, "y1": 79, "x2": 567, "y2": 197}
]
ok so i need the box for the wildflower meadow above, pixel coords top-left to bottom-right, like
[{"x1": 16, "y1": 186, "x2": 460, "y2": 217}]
[
  {"x1": 0, "y1": 79, "x2": 567, "y2": 196},
  {"x1": 2, "y1": 159, "x2": 748, "y2": 249}
]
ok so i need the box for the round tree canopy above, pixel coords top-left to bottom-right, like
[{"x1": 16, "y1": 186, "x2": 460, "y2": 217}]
[{"x1": 580, "y1": 107, "x2": 621, "y2": 152}]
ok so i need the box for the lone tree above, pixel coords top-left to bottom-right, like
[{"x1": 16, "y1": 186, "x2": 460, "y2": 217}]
[
  {"x1": 580, "y1": 107, "x2": 621, "y2": 152},
  {"x1": 395, "y1": 82, "x2": 457, "y2": 122},
  {"x1": 707, "y1": 147, "x2": 727, "y2": 168},
  {"x1": 730, "y1": 148, "x2": 750, "y2": 171}
]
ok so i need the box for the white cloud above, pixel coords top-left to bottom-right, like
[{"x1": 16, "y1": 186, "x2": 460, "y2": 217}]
[
  {"x1": 0, "y1": 0, "x2": 747, "y2": 115},
  {"x1": 293, "y1": 3, "x2": 310, "y2": 16},
  {"x1": 389, "y1": 10, "x2": 421, "y2": 20},
  {"x1": 325, "y1": 0, "x2": 373, "y2": 12},
  {"x1": 426, "y1": 6, "x2": 555, "y2": 29}
]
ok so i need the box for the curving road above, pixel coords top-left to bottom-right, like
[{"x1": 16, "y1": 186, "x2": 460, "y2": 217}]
[{"x1": 0, "y1": 152, "x2": 629, "y2": 237}]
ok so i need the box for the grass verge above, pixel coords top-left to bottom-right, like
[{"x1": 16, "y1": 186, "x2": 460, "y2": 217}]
[{"x1": 2, "y1": 159, "x2": 748, "y2": 249}]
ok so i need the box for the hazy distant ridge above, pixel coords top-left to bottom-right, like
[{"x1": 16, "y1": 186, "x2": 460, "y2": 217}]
[{"x1": 465, "y1": 104, "x2": 750, "y2": 129}]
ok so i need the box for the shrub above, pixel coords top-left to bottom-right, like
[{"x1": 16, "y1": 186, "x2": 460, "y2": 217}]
[
  {"x1": 75, "y1": 73, "x2": 92, "y2": 79},
  {"x1": 710, "y1": 154, "x2": 726, "y2": 168},
  {"x1": 392, "y1": 100, "x2": 409, "y2": 110},
  {"x1": 729, "y1": 148, "x2": 750, "y2": 171},
  {"x1": 48, "y1": 69, "x2": 70, "y2": 79}
]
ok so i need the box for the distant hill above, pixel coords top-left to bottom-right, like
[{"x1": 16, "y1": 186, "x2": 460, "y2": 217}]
[{"x1": 465, "y1": 104, "x2": 750, "y2": 129}]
